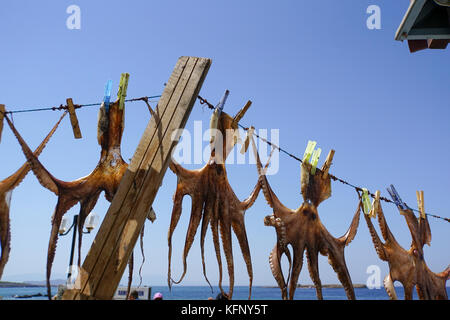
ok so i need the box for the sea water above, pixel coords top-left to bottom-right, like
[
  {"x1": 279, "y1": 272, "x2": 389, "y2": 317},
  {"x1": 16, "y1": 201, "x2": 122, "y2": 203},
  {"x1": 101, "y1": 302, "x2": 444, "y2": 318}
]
[{"x1": 1, "y1": 286, "x2": 448, "y2": 300}]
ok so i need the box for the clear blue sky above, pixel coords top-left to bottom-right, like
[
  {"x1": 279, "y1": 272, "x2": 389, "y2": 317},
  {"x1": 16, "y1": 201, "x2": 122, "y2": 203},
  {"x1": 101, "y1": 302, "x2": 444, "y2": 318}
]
[{"x1": 1, "y1": 0, "x2": 449, "y2": 291}]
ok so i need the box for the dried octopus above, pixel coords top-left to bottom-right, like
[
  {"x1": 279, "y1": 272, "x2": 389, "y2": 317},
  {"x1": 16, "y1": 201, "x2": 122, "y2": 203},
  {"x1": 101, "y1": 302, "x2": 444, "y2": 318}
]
[
  {"x1": 167, "y1": 100, "x2": 261, "y2": 299},
  {"x1": 252, "y1": 140, "x2": 361, "y2": 300},
  {"x1": 364, "y1": 187, "x2": 449, "y2": 300},
  {"x1": 6, "y1": 98, "x2": 154, "y2": 299},
  {"x1": 0, "y1": 112, "x2": 66, "y2": 279}
]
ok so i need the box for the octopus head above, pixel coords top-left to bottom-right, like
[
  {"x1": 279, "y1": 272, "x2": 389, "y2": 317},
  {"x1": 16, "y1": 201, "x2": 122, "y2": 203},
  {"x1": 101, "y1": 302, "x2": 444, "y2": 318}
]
[{"x1": 299, "y1": 201, "x2": 318, "y2": 221}]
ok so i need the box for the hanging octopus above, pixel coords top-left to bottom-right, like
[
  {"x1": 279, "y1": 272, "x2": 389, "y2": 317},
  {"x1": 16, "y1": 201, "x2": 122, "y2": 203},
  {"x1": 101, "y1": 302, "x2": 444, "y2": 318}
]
[
  {"x1": 252, "y1": 139, "x2": 361, "y2": 300},
  {"x1": 167, "y1": 96, "x2": 261, "y2": 299},
  {"x1": 0, "y1": 112, "x2": 66, "y2": 279},
  {"x1": 6, "y1": 97, "x2": 155, "y2": 299},
  {"x1": 363, "y1": 187, "x2": 449, "y2": 300}
]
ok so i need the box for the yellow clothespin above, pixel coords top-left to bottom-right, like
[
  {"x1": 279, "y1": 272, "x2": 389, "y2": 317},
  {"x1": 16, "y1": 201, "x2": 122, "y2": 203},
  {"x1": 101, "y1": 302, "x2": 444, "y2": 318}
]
[
  {"x1": 0, "y1": 104, "x2": 5, "y2": 143},
  {"x1": 302, "y1": 140, "x2": 317, "y2": 163},
  {"x1": 416, "y1": 190, "x2": 425, "y2": 219},
  {"x1": 117, "y1": 73, "x2": 130, "y2": 110},
  {"x1": 240, "y1": 126, "x2": 255, "y2": 154},
  {"x1": 362, "y1": 188, "x2": 372, "y2": 216},
  {"x1": 369, "y1": 190, "x2": 380, "y2": 218},
  {"x1": 310, "y1": 147, "x2": 322, "y2": 175},
  {"x1": 66, "y1": 98, "x2": 82, "y2": 139}
]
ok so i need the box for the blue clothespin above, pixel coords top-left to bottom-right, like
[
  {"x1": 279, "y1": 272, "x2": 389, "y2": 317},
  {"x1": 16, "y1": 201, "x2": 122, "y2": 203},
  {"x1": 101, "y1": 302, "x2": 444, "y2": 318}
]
[
  {"x1": 103, "y1": 80, "x2": 112, "y2": 112},
  {"x1": 215, "y1": 90, "x2": 229, "y2": 115},
  {"x1": 387, "y1": 184, "x2": 408, "y2": 210},
  {"x1": 210, "y1": 90, "x2": 230, "y2": 143}
]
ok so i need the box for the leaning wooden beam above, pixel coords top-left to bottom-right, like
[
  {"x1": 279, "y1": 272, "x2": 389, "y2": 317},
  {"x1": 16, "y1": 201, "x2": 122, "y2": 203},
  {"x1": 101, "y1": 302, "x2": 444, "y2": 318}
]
[{"x1": 62, "y1": 56, "x2": 212, "y2": 300}]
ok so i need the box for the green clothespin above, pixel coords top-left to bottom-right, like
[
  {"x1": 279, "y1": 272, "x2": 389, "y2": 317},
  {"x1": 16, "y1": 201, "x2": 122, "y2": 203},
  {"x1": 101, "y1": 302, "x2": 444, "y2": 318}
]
[
  {"x1": 303, "y1": 140, "x2": 317, "y2": 163},
  {"x1": 362, "y1": 188, "x2": 372, "y2": 215},
  {"x1": 310, "y1": 148, "x2": 322, "y2": 175},
  {"x1": 117, "y1": 73, "x2": 130, "y2": 110}
]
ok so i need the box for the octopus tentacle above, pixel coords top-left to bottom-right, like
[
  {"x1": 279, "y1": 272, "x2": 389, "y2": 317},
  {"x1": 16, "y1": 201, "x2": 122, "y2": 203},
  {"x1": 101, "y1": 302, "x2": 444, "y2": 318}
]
[
  {"x1": 76, "y1": 192, "x2": 102, "y2": 267},
  {"x1": 46, "y1": 196, "x2": 79, "y2": 298},
  {"x1": 306, "y1": 247, "x2": 323, "y2": 300},
  {"x1": 269, "y1": 245, "x2": 288, "y2": 300},
  {"x1": 383, "y1": 274, "x2": 398, "y2": 300},
  {"x1": 167, "y1": 189, "x2": 186, "y2": 289},
  {"x1": 327, "y1": 248, "x2": 355, "y2": 300},
  {"x1": 200, "y1": 195, "x2": 214, "y2": 292},
  {"x1": 169, "y1": 160, "x2": 196, "y2": 180},
  {"x1": 5, "y1": 114, "x2": 61, "y2": 195},
  {"x1": 403, "y1": 284, "x2": 414, "y2": 300},
  {"x1": 126, "y1": 251, "x2": 134, "y2": 299},
  {"x1": 0, "y1": 112, "x2": 67, "y2": 194},
  {"x1": 337, "y1": 201, "x2": 361, "y2": 247},
  {"x1": 210, "y1": 197, "x2": 224, "y2": 294},
  {"x1": 0, "y1": 191, "x2": 12, "y2": 279},
  {"x1": 138, "y1": 224, "x2": 146, "y2": 288},
  {"x1": 172, "y1": 195, "x2": 203, "y2": 285},
  {"x1": 250, "y1": 137, "x2": 288, "y2": 213},
  {"x1": 219, "y1": 199, "x2": 234, "y2": 299},
  {"x1": 240, "y1": 181, "x2": 261, "y2": 211},
  {"x1": 231, "y1": 214, "x2": 253, "y2": 299},
  {"x1": 376, "y1": 205, "x2": 399, "y2": 246},
  {"x1": 288, "y1": 247, "x2": 304, "y2": 300},
  {"x1": 363, "y1": 214, "x2": 387, "y2": 261}
]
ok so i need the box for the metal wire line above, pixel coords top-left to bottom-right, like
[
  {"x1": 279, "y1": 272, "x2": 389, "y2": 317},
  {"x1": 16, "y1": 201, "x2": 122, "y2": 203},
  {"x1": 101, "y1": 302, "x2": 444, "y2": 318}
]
[
  {"x1": 0, "y1": 94, "x2": 448, "y2": 223},
  {"x1": 197, "y1": 95, "x2": 450, "y2": 224},
  {"x1": 2, "y1": 95, "x2": 162, "y2": 115}
]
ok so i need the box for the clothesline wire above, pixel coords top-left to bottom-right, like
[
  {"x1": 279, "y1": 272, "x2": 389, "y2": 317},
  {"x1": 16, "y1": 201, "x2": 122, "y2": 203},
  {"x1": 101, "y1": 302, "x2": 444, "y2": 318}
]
[
  {"x1": 0, "y1": 94, "x2": 448, "y2": 223},
  {"x1": 2, "y1": 95, "x2": 162, "y2": 115},
  {"x1": 197, "y1": 95, "x2": 450, "y2": 224}
]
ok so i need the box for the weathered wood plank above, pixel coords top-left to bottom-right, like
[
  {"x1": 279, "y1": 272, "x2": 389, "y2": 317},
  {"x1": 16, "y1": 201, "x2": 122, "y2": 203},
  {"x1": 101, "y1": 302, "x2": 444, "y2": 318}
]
[{"x1": 62, "y1": 56, "x2": 211, "y2": 300}]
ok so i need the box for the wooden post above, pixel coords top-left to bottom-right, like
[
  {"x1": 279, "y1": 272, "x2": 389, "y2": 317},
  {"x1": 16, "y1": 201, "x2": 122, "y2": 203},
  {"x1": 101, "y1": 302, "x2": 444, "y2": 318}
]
[{"x1": 62, "y1": 56, "x2": 211, "y2": 300}]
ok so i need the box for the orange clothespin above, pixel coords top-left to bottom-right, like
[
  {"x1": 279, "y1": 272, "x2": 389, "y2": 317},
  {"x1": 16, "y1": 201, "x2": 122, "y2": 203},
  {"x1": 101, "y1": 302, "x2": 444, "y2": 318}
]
[{"x1": 66, "y1": 98, "x2": 82, "y2": 139}]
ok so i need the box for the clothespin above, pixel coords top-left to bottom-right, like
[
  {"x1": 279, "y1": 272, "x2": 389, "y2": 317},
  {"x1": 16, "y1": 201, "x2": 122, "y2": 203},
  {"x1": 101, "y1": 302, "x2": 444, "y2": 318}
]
[
  {"x1": 233, "y1": 100, "x2": 252, "y2": 125},
  {"x1": 361, "y1": 188, "x2": 372, "y2": 216},
  {"x1": 310, "y1": 147, "x2": 322, "y2": 175},
  {"x1": 210, "y1": 90, "x2": 229, "y2": 143},
  {"x1": 302, "y1": 140, "x2": 317, "y2": 163},
  {"x1": 321, "y1": 149, "x2": 335, "y2": 179},
  {"x1": 387, "y1": 184, "x2": 408, "y2": 211},
  {"x1": 117, "y1": 73, "x2": 130, "y2": 110},
  {"x1": 103, "y1": 80, "x2": 112, "y2": 112},
  {"x1": 416, "y1": 190, "x2": 426, "y2": 219},
  {"x1": 0, "y1": 104, "x2": 5, "y2": 143},
  {"x1": 369, "y1": 190, "x2": 380, "y2": 218},
  {"x1": 66, "y1": 98, "x2": 82, "y2": 139},
  {"x1": 240, "y1": 126, "x2": 254, "y2": 154}
]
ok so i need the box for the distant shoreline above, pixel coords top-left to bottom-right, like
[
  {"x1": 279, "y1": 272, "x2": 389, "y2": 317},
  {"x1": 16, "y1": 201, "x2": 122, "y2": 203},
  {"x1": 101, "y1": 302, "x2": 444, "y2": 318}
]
[
  {"x1": 0, "y1": 281, "x2": 43, "y2": 288},
  {"x1": 262, "y1": 284, "x2": 368, "y2": 289}
]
